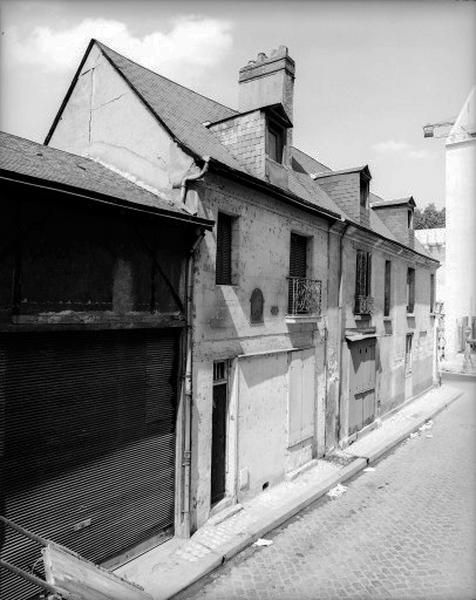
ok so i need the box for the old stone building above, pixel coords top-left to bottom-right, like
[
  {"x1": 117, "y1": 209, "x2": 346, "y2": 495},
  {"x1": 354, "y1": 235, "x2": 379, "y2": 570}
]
[
  {"x1": 0, "y1": 132, "x2": 212, "y2": 600},
  {"x1": 2, "y1": 39, "x2": 438, "y2": 577}
]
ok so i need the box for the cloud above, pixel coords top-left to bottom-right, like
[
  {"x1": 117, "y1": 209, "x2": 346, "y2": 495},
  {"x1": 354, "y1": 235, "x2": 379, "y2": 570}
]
[
  {"x1": 3, "y1": 16, "x2": 233, "y2": 81},
  {"x1": 408, "y1": 149, "x2": 431, "y2": 160},
  {"x1": 372, "y1": 140, "x2": 410, "y2": 153},
  {"x1": 372, "y1": 139, "x2": 431, "y2": 160}
]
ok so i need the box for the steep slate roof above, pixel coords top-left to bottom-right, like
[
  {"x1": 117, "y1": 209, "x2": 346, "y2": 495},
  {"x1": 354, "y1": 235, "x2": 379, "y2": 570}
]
[
  {"x1": 46, "y1": 40, "x2": 433, "y2": 258},
  {"x1": 0, "y1": 131, "x2": 212, "y2": 225},
  {"x1": 291, "y1": 147, "x2": 332, "y2": 176},
  {"x1": 96, "y1": 42, "x2": 245, "y2": 172}
]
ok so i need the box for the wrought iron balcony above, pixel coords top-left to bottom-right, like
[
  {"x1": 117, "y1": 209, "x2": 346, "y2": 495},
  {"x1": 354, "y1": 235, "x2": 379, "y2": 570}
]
[
  {"x1": 354, "y1": 295, "x2": 374, "y2": 315},
  {"x1": 287, "y1": 277, "x2": 322, "y2": 317}
]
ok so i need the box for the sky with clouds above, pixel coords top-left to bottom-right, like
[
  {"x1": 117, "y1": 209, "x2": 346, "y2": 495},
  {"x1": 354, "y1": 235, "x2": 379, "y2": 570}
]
[{"x1": 1, "y1": 0, "x2": 475, "y2": 208}]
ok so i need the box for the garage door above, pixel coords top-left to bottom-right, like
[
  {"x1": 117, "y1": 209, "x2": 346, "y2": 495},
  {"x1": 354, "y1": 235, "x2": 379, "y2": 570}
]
[{"x1": 0, "y1": 328, "x2": 179, "y2": 600}]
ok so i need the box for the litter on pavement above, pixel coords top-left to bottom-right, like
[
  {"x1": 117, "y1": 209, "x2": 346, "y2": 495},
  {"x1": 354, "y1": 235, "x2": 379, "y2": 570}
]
[
  {"x1": 327, "y1": 483, "x2": 347, "y2": 499},
  {"x1": 253, "y1": 538, "x2": 273, "y2": 547},
  {"x1": 425, "y1": 434, "x2": 434, "y2": 438},
  {"x1": 363, "y1": 467, "x2": 376, "y2": 472},
  {"x1": 419, "y1": 420, "x2": 433, "y2": 432}
]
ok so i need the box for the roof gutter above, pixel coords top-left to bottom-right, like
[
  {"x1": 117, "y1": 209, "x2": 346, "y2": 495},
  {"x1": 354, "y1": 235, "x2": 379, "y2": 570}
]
[
  {"x1": 180, "y1": 156, "x2": 210, "y2": 205},
  {"x1": 207, "y1": 158, "x2": 341, "y2": 222},
  {"x1": 343, "y1": 219, "x2": 439, "y2": 265},
  {"x1": 0, "y1": 170, "x2": 214, "y2": 230}
]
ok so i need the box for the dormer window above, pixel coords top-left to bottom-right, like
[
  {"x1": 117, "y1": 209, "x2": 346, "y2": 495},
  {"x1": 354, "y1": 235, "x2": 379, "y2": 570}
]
[
  {"x1": 266, "y1": 119, "x2": 285, "y2": 163},
  {"x1": 360, "y1": 176, "x2": 369, "y2": 208}
]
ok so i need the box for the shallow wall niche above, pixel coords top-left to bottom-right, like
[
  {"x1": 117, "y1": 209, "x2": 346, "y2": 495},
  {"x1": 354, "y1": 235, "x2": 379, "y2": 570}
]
[{"x1": 250, "y1": 288, "x2": 264, "y2": 323}]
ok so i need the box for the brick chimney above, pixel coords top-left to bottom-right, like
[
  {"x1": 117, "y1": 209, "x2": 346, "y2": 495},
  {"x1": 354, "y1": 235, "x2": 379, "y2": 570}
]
[{"x1": 238, "y1": 46, "x2": 295, "y2": 124}]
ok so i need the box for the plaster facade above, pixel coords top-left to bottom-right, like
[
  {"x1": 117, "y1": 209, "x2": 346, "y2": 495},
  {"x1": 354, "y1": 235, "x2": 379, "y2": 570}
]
[
  {"x1": 190, "y1": 173, "x2": 330, "y2": 528},
  {"x1": 42, "y1": 39, "x2": 438, "y2": 547}
]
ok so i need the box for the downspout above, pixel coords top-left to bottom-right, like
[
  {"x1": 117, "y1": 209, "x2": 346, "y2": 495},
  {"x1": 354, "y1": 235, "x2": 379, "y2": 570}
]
[
  {"x1": 180, "y1": 156, "x2": 210, "y2": 204},
  {"x1": 180, "y1": 156, "x2": 209, "y2": 537},
  {"x1": 182, "y1": 227, "x2": 206, "y2": 537},
  {"x1": 337, "y1": 220, "x2": 350, "y2": 445}
]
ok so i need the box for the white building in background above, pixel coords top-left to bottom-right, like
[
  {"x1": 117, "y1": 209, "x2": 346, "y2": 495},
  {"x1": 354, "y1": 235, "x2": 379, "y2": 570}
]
[
  {"x1": 445, "y1": 87, "x2": 476, "y2": 358},
  {"x1": 415, "y1": 228, "x2": 445, "y2": 305}
]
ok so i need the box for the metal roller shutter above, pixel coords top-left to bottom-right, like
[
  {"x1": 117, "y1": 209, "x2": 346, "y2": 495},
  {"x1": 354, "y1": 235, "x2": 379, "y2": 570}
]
[{"x1": 0, "y1": 328, "x2": 179, "y2": 600}]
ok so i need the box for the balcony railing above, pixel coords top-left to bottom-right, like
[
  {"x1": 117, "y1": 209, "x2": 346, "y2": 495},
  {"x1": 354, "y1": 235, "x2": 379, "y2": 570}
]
[
  {"x1": 287, "y1": 277, "x2": 322, "y2": 317},
  {"x1": 354, "y1": 295, "x2": 374, "y2": 315}
]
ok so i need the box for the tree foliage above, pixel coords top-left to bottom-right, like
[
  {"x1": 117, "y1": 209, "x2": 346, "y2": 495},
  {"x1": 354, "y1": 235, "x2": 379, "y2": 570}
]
[{"x1": 414, "y1": 203, "x2": 445, "y2": 229}]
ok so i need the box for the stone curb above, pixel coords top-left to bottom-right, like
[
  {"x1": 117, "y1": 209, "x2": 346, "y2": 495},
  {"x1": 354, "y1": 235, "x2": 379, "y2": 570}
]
[
  {"x1": 165, "y1": 385, "x2": 463, "y2": 599},
  {"x1": 361, "y1": 387, "x2": 463, "y2": 465}
]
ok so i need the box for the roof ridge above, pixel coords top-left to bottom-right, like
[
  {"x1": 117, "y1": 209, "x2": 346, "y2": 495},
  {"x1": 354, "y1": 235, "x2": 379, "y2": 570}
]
[{"x1": 95, "y1": 39, "x2": 238, "y2": 117}]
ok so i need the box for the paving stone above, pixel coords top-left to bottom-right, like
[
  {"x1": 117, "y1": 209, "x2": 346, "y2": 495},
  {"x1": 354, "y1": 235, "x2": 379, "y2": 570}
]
[{"x1": 176, "y1": 379, "x2": 476, "y2": 600}]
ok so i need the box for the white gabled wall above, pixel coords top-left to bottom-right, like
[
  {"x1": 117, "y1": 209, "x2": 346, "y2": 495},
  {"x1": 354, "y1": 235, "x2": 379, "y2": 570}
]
[{"x1": 48, "y1": 43, "x2": 197, "y2": 194}]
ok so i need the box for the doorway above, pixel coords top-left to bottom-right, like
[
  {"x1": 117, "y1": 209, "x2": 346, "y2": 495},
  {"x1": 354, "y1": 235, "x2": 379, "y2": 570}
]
[
  {"x1": 349, "y1": 338, "x2": 376, "y2": 435},
  {"x1": 211, "y1": 361, "x2": 228, "y2": 506}
]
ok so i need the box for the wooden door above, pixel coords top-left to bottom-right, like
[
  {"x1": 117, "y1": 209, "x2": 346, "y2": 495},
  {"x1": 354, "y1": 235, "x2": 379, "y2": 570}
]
[{"x1": 349, "y1": 339, "x2": 376, "y2": 435}]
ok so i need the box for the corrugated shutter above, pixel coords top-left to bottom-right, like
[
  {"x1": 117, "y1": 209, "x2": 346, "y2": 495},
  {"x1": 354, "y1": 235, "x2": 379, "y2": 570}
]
[
  {"x1": 0, "y1": 329, "x2": 178, "y2": 600},
  {"x1": 216, "y1": 213, "x2": 232, "y2": 285}
]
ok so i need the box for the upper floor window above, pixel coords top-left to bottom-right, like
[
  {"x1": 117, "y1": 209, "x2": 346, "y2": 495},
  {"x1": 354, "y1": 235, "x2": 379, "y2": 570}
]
[
  {"x1": 216, "y1": 212, "x2": 233, "y2": 285},
  {"x1": 266, "y1": 120, "x2": 285, "y2": 163},
  {"x1": 407, "y1": 267, "x2": 415, "y2": 313},
  {"x1": 408, "y1": 209, "x2": 414, "y2": 229},
  {"x1": 430, "y1": 273, "x2": 435, "y2": 313},
  {"x1": 360, "y1": 177, "x2": 369, "y2": 208},
  {"x1": 384, "y1": 260, "x2": 392, "y2": 317},
  {"x1": 355, "y1": 250, "x2": 373, "y2": 314}
]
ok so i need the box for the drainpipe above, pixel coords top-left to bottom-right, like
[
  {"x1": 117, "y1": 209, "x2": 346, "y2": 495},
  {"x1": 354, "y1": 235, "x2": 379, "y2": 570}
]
[
  {"x1": 337, "y1": 220, "x2": 350, "y2": 445},
  {"x1": 181, "y1": 227, "x2": 206, "y2": 537},
  {"x1": 180, "y1": 156, "x2": 210, "y2": 204}
]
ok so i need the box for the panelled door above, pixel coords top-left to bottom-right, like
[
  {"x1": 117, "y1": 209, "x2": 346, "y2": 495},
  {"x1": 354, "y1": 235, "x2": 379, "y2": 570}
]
[
  {"x1": 348, "y1": 338, "x2": 376, "y2": 436},
  {"x1": 1, "y1": 328, "x2": 179, "y2": 600}
]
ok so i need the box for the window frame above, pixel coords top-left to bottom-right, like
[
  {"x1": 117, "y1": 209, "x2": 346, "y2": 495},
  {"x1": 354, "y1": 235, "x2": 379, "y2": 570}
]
[
  {"x1": 384, "y1": 260, "x2": 392, "y2": 318},
  {"x1": 407, "y1": 267, "x2": 416, "y2": 314},
  {"x1": 215, "y1": 212, "x2": 234, "y2": 285},
  {"x1": 266, "y1": 118, "x2": 285, "y2": 164}
]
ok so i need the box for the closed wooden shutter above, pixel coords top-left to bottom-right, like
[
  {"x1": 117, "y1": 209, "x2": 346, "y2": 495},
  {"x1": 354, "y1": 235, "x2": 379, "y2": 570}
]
[
  {"x1": 289, "y1": 234, "x2": 307, "y2": 278},
  {"x1": 384, "y1": 260, "x2": 391, "y2": 317},
  {"x1": 1, "y1": 329, "x2": 178, "y2": 600},
  {"x1": 288, "y1": 234, "x2": 307, "y2": 313},
  {"x1": 216, "y1": 213, "x2": 233, "y2": 285}
]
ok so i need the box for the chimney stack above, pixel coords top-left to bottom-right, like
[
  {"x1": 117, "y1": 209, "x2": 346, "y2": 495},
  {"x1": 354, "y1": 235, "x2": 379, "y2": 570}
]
[{"x1": 238, "y1": 46, "x2": 295, "y2": 124}]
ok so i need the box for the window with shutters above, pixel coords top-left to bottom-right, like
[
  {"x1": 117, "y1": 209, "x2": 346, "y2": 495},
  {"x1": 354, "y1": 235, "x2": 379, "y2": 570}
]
[
  {"x1": 354, "y1": 250, "x2": 373, "y2": 315},
  {"x1": 287, "y1": 233, "x2": 321, "y2": 317},
  {"x1": 430, "y1": 273, "x2": 435, "y2": 313},
  {"x1": 216, "y1": 212, "x2": 233, "y2": 285},
  {"x1": 384, "y1": 260, "x2": 391, "y2": 317},
  {"x1": 407, "y1": 267, "x2": 415, "y2": 314}
]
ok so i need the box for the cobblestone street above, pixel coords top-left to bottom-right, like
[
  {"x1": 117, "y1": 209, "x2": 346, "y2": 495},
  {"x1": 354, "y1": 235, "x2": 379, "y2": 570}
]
[{"x1": 177, "y1": 377, "x2": 476, "y2": 600}]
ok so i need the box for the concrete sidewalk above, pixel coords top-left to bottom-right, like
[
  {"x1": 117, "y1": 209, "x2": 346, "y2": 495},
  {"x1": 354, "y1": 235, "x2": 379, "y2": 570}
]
[{"x1": 114, "y1": 384, "x2": 462, "y2": 600}]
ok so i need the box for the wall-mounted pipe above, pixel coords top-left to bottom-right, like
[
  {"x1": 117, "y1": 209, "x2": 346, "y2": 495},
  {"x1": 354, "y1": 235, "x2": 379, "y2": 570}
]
[
  {"x1": 337, "y1": 220, "x2": 350, "y2": 444},
  {"x1": 180, "y1": 156, "x2": 210, "y2": 205},
  {"x1": 181, "y1": 227, "x2": 206, "y2": 537}
]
